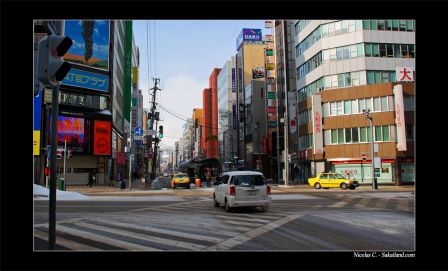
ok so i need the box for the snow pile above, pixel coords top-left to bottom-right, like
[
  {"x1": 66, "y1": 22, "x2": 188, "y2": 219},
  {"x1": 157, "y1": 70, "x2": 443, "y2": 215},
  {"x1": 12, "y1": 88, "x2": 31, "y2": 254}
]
[{"x1": 33, "y1": 184, "x2": 90, "y2": 200}]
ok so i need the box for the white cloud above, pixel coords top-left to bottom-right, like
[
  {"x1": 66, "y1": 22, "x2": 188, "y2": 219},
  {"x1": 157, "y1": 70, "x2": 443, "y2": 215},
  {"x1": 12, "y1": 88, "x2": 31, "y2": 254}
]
[{"x1": 142, "y1": 73, "x2": 207, "y2": 149}]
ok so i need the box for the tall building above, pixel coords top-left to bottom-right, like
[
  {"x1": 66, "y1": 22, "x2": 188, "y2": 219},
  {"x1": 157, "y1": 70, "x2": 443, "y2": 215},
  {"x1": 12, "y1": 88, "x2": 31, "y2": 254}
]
[
  {"x1": 235, "y1": 39, "x2": 266, "y2": 168},
  {"x1": 191, "y1": 108, "x2": 204, "y2": 158},
  {"x1": 274, "y1": 20, "x2": 298, "y2": 182},
  {"x1": 182, "y1": 119, "x2": 193, "y2": 161},
  {"x1": 294, "y1": 20, "x2": 415, "y2": 184},
  {"x1": 217, "y1": 57, "x2": 237, "y2": 168},
  {"x1": 34, "y1": 20, "x2": 113, "y2": 185}
]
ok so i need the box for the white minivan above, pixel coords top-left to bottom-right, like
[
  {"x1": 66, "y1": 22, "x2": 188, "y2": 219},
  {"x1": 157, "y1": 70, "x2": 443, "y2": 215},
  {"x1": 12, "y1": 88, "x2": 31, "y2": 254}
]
[{"x1": 213, "y1": 171, "x2": 271, "y2": 212}]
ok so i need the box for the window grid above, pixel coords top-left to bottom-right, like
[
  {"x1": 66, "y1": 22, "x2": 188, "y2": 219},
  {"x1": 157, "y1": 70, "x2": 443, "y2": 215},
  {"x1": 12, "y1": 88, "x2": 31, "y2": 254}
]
[{"x1": 324, "y1": 125, "x2": 395, "y2": 146}]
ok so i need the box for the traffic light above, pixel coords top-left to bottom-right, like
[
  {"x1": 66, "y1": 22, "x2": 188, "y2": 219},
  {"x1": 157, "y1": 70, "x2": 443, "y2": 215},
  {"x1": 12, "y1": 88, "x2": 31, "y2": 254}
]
[
  {"x1": 158, "y1": 125, "x2": 163, "y2": 139},
  {"x1": 37, "y1": 34, "x2": 73, "y2": 86}
]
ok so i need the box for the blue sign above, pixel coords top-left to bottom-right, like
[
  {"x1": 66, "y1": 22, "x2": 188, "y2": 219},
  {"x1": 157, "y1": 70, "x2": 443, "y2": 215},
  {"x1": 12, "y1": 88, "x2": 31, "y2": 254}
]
[
  {"x1": 34, "y1": 90, "x2": 42, "y2": 131},
  {"x1": 62, "y1": 68, "x2": 109, "y2": 92},
  {"x1": 236, "y1": 28, "x2": 262, "y2": 50},
  {"x1": 134, "y1": 127, "x2": 143, "y2": 136},
  {"x1": 231, "y1": 68, "x2": 236, "y2": 93}
]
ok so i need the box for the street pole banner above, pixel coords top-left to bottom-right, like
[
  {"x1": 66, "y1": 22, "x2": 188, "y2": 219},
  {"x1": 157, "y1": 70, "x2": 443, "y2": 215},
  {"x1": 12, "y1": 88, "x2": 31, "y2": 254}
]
[
  {"x1": 393, "y1": 84, "x2": 407, "y2": 151},
  {"x1": 311, "y1": 95, "x2": 323, "y2": 155},
  {"x1": 34, "y1": 90, "x2": 43, "y2": 155}
]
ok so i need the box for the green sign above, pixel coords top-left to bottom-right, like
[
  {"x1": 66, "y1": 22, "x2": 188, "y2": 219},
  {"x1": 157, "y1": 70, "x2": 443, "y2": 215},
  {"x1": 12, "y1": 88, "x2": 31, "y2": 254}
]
[
  {"x1": 132, "y1": 97, "x2": 137, "y2": 107},
  {"x1": 267, "y1": 92, "x2": 276, "y2": 99},
  {"x1": 124, "y1": 20, "x2": 133, "y2": 122},
  {"x1": 268, "y1": 121, "x2": 277, "y2": 128},
  {"x1": 266, "y1": 49, "x2": 273, "y2": 56}
]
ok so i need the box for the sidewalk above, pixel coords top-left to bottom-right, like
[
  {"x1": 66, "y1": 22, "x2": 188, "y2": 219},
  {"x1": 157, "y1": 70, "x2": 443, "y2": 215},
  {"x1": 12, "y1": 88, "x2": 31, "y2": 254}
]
[{"x1": 65, "y1": 182, "x2": 414, "y2": 197}]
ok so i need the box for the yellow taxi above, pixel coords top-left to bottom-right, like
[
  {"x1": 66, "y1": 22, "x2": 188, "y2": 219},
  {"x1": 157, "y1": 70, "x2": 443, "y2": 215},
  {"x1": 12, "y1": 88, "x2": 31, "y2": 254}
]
[
  {"x1": 171, "y1": 173, "x2": 191, "y2": 189},
  {"x1": 308, "y1": 173, "x2": 359, "y2": 190}
]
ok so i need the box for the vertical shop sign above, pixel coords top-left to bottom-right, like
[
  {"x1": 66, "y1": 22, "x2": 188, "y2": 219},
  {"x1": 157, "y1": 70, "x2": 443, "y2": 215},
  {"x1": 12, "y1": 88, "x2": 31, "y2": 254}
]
[
  {"x1": 393, "y1": 84, "x2": 407, "y2": 151},
  {"x1": 311, "y1": 95, "x2": 323, "y2": 154},
  {"x1": 123, "y1": 20, "x2": 133, "y2": 122},
  {"x1": 34, "y1": 91, "x2": 42, "y2": 155},
  {"x1": 94, "y1": 121, "x2": 111, "y2": 155}
]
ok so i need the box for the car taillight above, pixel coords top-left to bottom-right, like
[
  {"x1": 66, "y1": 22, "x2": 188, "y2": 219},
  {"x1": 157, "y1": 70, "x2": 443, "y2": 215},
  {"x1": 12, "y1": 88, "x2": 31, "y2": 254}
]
[
  {"x1": 267, "y1": 185, "x2": 271, "y2": 195},
  {"x1": 230, "y1": 185, "x2": 235, "y2": 196}
]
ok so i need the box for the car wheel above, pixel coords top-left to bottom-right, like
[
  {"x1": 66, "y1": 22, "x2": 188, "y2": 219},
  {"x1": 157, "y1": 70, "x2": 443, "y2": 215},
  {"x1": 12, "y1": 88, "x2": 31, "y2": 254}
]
[
  {"x1": 340, "y1": 183, "x2": 347, "y2": 190},
  {"x1": 314, "y1": 182, "x2": 321, "y2": 189},
  {"x1": 261, "y1": 205, "x2": 270, "y2": 212},
  {"x1": 225, "y1": 199, "x2": 232, "y2": 212},
  {"x1": 213, "y1": 195, "x2": 219, "y2": 207}
]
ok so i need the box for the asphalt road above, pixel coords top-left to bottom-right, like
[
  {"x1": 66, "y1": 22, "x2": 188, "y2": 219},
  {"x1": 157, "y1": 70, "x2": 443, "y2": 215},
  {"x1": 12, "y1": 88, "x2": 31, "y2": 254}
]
[{"x1": 34, "y1": 191, "x2": 414, "y2": 251}]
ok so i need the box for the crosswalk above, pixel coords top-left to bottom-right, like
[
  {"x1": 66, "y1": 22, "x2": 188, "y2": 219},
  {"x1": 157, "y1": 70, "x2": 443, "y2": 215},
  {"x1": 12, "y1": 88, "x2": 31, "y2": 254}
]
[{"x1": 34, "y1": 195, "x2": 414, "y2": 251}]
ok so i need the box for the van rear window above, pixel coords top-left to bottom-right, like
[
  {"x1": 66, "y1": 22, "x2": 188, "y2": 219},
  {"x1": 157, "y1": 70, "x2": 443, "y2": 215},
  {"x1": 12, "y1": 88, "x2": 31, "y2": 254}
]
[{"x1": 234, "y1": 175, "x2": 265, "y2": 187}]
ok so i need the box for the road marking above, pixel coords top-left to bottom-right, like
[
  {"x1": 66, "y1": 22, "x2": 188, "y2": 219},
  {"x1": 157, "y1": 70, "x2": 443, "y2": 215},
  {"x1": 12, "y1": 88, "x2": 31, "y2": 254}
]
[
  {"x1": 205, "y1": 213, "x2": 304, "y2": 251},
  {"x1": 222, "y1": 220, "x2": 264, "y2": 227},
  {"x1": 97, "y1": 219, "x2": 224, "y2": 243},
  {"x1": 43, "y1": 224, "x2": 158, "y2": 251},
  {"x1": 329, "y1": 201, "x2": 349, "y2": 208},
  {"x1": 75, "y1": 222, "x2": 207, "y2": 250},
  {"x1": 215, "y1": 215, "x2": 271, "y2": 224},
  {"x1": 34, "y1": 229, "x2": 100, "y2": 251},
  {"x1": 353, "y1": 198, "x2": 373, "y2": 209}
]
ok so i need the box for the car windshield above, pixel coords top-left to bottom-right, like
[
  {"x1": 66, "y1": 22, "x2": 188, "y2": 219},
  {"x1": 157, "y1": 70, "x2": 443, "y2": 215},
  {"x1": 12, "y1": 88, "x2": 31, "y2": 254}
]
[
  {"x1": 234, "y1": 175, "x2": 265, "y2": 187},
  {"x1": 335, "y1": 174, "x2": 346, "y2": 179},
  {"x1": 175, "y1": 174, "x2": 188, "y2": 178}
]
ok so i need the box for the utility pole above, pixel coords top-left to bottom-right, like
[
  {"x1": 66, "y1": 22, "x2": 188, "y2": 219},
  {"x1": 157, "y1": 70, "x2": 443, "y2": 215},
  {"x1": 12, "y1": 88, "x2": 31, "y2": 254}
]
[
  {"x1": 282, "y1": 20, "x2": 290, "y2": 187},
  {"x1": 148, "y1": 78, "x2": 160, "y2": 180},
  {"x1": 363, "y1": 109, "x2": 377, "y2": 190}
]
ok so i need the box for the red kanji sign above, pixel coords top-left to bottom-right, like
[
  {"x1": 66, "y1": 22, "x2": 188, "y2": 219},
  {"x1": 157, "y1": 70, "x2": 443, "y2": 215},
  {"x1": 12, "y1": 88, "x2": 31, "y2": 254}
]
[{"x1": 396, "y1": 67, "x2": 414, "y2": 82}]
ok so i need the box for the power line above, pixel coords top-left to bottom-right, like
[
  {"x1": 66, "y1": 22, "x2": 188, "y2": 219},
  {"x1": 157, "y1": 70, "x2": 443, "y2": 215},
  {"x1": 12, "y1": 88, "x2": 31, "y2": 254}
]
[
  {"x1": 146, "y1": 21, "x2": 151, "y2": 90},
  {"x1": 153, "y1": 20, "x2": 157, "y2": 77}
]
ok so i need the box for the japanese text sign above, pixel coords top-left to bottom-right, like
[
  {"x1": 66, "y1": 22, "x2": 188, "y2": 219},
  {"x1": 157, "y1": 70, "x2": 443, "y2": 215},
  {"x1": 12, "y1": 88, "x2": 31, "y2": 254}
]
[
  {"x1": 94, "y1": 121, "x2": 111, "y2": 155},
  {"x1": 396, "y1": 67, "x2": 414, "y2": 82},
  {"x1": 62, "y1": 68, "x2": 109, "y2": 92},
  {"x1": 393, "y1": 85, "x2": 407, "y2": 151}
]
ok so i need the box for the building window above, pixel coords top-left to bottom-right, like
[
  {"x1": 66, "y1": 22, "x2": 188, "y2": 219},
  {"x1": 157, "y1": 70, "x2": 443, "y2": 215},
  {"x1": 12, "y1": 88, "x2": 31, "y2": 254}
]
[
  {"x1": 386, "y1": 20, "x2": 393, "y2": 30},
  {"x1": 399, "y1": 20, "x2": 407, "y2": 31},
  {"x1": 370, "y1": 20, "x2": 378, "y2": 30},
  {"x1": 360, "y1": 127, "x2": 367, "y2": 142},
  {"x1": 386, "y1": 44, "x2": 394, "y2": 58},
  {"x1": 392, "y1": 44, "x2": 401, "y2": 59},
  {"x1": 324, "y1": 130, "x2": 331, "y2": 146},
  {"x1": 367, "y1": 126, "x2": 372, "y2": 142},
  {"x1": 345, "y1": 128, "x2": 352, "y2": 143},
  {"x1": 390, "y1": 71, "x2": 396, "y2": 82},
  {"x1": 372, "y1": 43, "x2": 380, "y2": 57},
  {"x1": 355, "y1": 20, "x2": 362, "y2": 30},
  {"x1": 406, "y1": 125, "x2": 414, "y2": 140},
  {"x1": 392, "y1": 20, "x2": 399, "y2": 31},
  {"x1": 365, "y1": 98, "x2": 372, "y2": 112},
  {"x1": 338, "y1": 129, "x2": 344, "y2": 144},
  {"x1": 331, "y1": 129, "x2": 338, "y2": 144},
  {"x1": 344, "y1": 100, "x2": 351, "y2": 114},
  {"x1": 409, "y1": 44, "x2": 415, "y2": 58},
  {"x1": 363, "y1": 20, "x2": 370, "y2": 30},
  {"x1": 373, "y1": 97, "x2": 381, "y2": 111},
  {"x1": 375, "y1": 126, "x2": 383, "y2": 141},
  {"x1": 323, "y1": 103, "x2": 329, "y2": 117},
  {"x1": 381, "y1": 97, "x2": 388, "y2": 111},
  {"x1": 377, "y1": 20, "x2": 385, "y2": 30},
  {"x1": 351, "y1": 71, "x2": 359, "y2": 86},
  {"x1": 337, "y1": 101, "x2": 344, "y2": 115},
  {"x1": 330, "y1": 102, "x2": 338, "y2": 116},
  {"x1": 352, "y1": 127, "x2": 359, "y2": 143},
  {"x1": 348, "y1": 20, "x2": 356, "y2": 32},
  {"x1": 388, "y1": 96, "x2": 395, "y2": 111},
  {"x1": 407, "y1": 20, "x2": 414, "y2": 31},
  {"x1": 367, "y1": 71, "x2": 375, "y2": 84},
  {"x1": 351, "y1": 99, "x2": 359, "y2": 114},
  {"x1": 359, "y1": 99, "x2": 366, "y2": 112},
  {"x1": 379, "y1": 43, "x2": 387, "y2": 57},
  {"x1": 374, "y1": 71, "x2": 381, "y2": 84},
  {"x1": 382, "y1": 71, "x2": 390, "y2": 83},
  {"x1": 357, "y1": 43, "x2": 364, "y2": 57},
  {"x1": 401, "y1": 44, "x2": 409, "y2": 58},
  {"x1": 382, "y1": 125, "x2": 390, "y2": 141},
  {"x1": 365, "y1": 43, "x2": 372, "y2": 57}
]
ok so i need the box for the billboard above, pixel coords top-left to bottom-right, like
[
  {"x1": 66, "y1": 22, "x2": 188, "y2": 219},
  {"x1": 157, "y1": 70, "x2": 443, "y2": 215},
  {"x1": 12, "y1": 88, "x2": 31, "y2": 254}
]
[
  {"x1": 58, "y1": 116, "x2": 85, "y2": 153},
  {"x1": 231, "y1": 68, "x2": 236, "y2": 93},
  {"x1": 94, "y1": 121, "x2": 111, "y2": 155},
  {"x1": 252, "y1": 67, "x2": 265, "y2": 79},
  {"x1": 64, "y1": 20, "x2": 110, "y2": 70},
  {"x1": 393, "y1": 84, "x2": 407, "y2": 151},
  {"x1": 311, "y1": 95, "x2": 323, "y2": 154},
  {"x1": 62, "y1": 68, "x2": 109, "y2": 92},
  {"x1": 236, "y1": 28, "x2": 262, "y2": 50}
]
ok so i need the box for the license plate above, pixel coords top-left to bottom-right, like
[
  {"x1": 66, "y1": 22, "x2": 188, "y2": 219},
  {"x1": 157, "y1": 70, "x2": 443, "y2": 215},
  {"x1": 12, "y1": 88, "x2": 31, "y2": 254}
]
[{"x1": 247, "y1": 191, "x2": 257, "y2": 196}]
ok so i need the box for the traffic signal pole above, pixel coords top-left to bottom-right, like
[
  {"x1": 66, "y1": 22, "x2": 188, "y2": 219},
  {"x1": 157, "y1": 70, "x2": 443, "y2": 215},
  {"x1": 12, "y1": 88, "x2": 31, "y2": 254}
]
[{"x1": 49, "y1": 84, "x2": 59, "y2": 250}]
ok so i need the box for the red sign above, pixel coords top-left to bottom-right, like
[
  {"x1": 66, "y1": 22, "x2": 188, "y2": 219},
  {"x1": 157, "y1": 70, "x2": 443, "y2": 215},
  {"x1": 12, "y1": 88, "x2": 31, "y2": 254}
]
[
  {"x1": 268, "y1": 107, "x2": 276, "y2": 113},
  {"x1": 117, "y1": 152, "x2": 126, "y2": 165},
  {"x1": 93, "y1": 121, "x2": 111, "y2": 155},
  {"x1": 314, "y1": 112, "x2": 321, "y2": 134}
]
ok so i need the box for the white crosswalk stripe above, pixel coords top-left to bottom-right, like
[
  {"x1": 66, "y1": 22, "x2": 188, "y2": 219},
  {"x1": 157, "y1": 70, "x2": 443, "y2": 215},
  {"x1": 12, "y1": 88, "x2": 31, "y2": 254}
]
[
  {"x1": 40, "y1": 224, "x2": 158, "y2": 250},
  {"x1": 97, "y1": 219, "x2": 224, "y2": 243},
  {"x1": 75, "y1": 222, "x2": 207, "y2": 250},
  {"x1": 34, "y1": 229, "x2": 100, "y2": 251}
]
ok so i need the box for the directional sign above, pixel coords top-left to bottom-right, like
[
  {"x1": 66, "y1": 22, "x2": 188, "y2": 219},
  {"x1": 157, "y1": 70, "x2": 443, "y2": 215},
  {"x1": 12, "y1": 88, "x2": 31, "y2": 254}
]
[{"x1": 134, "y1": 127, "x2": 143, "y2": 136}]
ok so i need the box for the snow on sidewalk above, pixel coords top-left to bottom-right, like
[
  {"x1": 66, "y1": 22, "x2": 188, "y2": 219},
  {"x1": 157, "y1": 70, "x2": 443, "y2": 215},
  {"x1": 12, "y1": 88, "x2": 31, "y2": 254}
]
[{"x1": 34, "y1": 184, "x2": 90, "y2": 200}]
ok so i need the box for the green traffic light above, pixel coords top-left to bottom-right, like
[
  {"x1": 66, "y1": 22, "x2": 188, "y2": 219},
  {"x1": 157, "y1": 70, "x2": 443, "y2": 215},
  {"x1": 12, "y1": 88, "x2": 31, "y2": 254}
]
[{"x1": 158, "y1": 133, "x2": 163, "y2": 139}]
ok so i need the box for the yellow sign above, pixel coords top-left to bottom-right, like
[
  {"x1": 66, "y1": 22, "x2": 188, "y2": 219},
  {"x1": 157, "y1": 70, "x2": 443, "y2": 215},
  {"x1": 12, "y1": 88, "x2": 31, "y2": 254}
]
[
  {"x1": 132, "y1": 67, "x2": 138, "y2": 85},
  {"x1": 266, "y1": 63, "x2": 275, "y2": 70},
  {"x1": 33, "y1": 131, "x2": 40, "y2": 155}
]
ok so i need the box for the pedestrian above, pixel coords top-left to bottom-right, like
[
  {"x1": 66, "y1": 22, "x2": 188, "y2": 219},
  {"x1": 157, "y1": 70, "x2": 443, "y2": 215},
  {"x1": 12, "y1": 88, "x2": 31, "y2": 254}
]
[
  {"x1": 87, "y1": 169, "x2": 96, "y2": 188},
  {"x1": 206, "y1": 169, "x2": 211, "y2": 187},
  {"x1": 346, "y1": 172, "x2": 351, "y2": 180}
]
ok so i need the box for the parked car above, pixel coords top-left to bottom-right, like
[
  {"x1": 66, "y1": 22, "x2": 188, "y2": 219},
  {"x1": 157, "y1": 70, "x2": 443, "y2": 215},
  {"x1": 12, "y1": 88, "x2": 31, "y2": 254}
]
[
  {"x1": 308, "y1": 173, "x2": 359, "y2": 190},
  {"x1": 171, "y1": 173, "x2": 191, "y2": 189},
  {"x1": 213, "y1": 171, "x2": 271, "y2": 212}
]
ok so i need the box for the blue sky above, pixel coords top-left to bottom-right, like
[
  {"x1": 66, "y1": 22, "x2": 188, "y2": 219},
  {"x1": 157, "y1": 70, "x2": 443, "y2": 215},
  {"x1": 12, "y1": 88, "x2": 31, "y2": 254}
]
[{"x1": 133, "y1": 20, "x2": 267, "y2": 149}]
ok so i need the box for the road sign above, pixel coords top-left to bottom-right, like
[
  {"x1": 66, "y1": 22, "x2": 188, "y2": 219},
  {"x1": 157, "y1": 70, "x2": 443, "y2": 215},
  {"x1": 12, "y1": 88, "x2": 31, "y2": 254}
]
[
  {"x1": 134, "y1": 135, "x2": 143, "y2": 141},
  {"x1": 134, "y1": 127, "x2": 143, "y2": 136},
  {"x1": 147, "y1": 130, "x2": 156, "y2": 136},
  {"x1": 374, "y1": 157, "x2": 381, "y2": 169},
  {"x1": 374, "y1": 168, "x2": 381, "y2": 177}
]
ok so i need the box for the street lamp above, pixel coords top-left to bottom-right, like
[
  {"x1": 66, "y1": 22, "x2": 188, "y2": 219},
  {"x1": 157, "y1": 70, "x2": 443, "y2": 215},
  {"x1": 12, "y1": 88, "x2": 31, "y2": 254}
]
[{"x1": 363, "y1": 109, "x2": 377, "y2": 190}]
